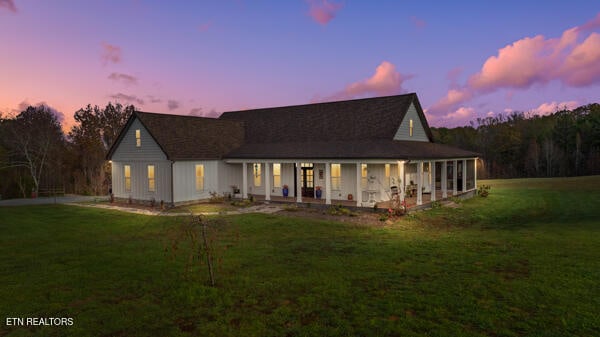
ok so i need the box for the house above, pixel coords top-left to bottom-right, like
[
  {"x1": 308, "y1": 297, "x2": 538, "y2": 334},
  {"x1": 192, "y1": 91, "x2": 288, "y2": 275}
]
[{"x1": 106, "y1": 93, "x2": 479, "y2": 208}]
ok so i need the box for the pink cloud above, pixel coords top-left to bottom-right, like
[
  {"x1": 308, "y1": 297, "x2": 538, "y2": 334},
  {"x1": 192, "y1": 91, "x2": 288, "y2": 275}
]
[
  {"x1": 429, "y1": 13, "x2": 600, "y2": 116},
  {"x1": 108, "y1": 72, "x2": 138, "y2": 85},
  {"x1": 109, "y1": 93, "x2": 144, "y2": 105},
  {"x1": 101, "y1": 42, "x2": 122, "y2": 65},
  {"x1": 410, "y1": 16, "x2": 426, "y2": 29},
  {"x1": 307, "y1": 0, "x2": 343, "y2": 25},
  {"x1": 198, "y1": 21, "x2": 212, "y2": 32},
  {"x1": 318, "y1": 61, "x2": 412, "y2": 102},
  {"x1": 0, "y1": 0, "x2": 17, "y2": 13},
  {"x1": 530, "y1": 100, "x2": 578, "y2": 116}
]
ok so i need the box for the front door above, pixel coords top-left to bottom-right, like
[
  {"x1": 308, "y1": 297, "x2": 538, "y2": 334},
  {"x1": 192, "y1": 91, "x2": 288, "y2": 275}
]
[{"x1": 301, "y1": 163, "x2": 314, "y2": 197}]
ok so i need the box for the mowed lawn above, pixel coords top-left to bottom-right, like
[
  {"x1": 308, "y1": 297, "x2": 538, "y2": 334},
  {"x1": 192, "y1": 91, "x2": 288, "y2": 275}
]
[{"x1": 1, "y1": 177, "x2": 599, "y2": 336}]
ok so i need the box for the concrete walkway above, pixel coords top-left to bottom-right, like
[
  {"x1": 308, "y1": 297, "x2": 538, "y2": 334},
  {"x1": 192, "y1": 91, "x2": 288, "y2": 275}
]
[
  {"x1": 65, "y1": 202, "x2": 284, "y2": 216},
  {"x1": 0, "y1": 195, "x2": 109, "y2": 207}
]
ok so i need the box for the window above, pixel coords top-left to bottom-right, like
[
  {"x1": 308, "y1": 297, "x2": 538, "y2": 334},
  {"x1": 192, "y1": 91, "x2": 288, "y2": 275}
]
[
  {"x1": 147, "y1": 165, "x2": 155, "y2": 192},
  {"x1": 385, "y1": 164, "x2": 390, "y2": 178},
  {"x1": 331, "y1": 164, "x2": 341, "y2": 190},
  {"x1": 253, "y1": 163, "x2": 261, "y2": 187},
  {"x1": 272, "y1": 163, "x2": 281, "y2": 188},
  {"x1": 195, "y1": 164, "x2": 204, "y2": 191},
  {"x1": 409, "y1": 119, "x2": 414, "y2": 137},
  {"x1": 135, "y1": 129, "x2": 141, "y2": 147},
  {"x1": 124, "y1": 165, "x2": 131, "y2": 192},
  {"x1": 361, "y1": 164, "x2": 368, "y2": 189}
]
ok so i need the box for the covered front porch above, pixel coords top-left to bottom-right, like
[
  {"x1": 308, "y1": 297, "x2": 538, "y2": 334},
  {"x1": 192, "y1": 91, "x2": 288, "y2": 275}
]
[{"x1": 226, "y1": 159, "x2": 478, "y2": 208}]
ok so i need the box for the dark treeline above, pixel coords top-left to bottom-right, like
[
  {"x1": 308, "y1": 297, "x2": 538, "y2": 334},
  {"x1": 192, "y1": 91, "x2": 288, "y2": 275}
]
[
  {"x1": 0, "y1": 103, "x2": 133, "y2": 199},
  {"x1": 432, "y1": 103, "x2": 600, "y2": 179}
]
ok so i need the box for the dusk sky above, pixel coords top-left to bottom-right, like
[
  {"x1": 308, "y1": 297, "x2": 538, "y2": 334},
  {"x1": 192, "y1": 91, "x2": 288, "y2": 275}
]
[{"x1": 1, "y1": 0, "x2": 599, "y2": 130}]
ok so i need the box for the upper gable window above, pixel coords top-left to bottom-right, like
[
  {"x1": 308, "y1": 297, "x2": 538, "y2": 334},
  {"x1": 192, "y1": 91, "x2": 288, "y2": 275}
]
[
  {"x1": 135, "y1": 129, "x2": 141, "y2": 147},
  {"x1": 409, "y1": 119, "x2": 414, "y2": 137}
]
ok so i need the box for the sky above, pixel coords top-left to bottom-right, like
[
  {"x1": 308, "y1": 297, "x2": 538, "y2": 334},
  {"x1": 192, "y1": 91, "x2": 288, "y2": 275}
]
[{"x1": 1, "y1": 0, "x2": 599, "y2": 130}]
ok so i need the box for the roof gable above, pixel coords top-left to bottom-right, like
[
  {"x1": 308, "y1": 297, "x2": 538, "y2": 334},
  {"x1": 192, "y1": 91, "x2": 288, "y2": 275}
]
[
  {"x1": 220, "y1": 93, "x2": 433, "y2": 143},
  {"x1": 107, "y1": 112, "x2": 244, "y2": 160},
  {"x1": 393, "y1": 102, "x2": 430, "y2": 142}
]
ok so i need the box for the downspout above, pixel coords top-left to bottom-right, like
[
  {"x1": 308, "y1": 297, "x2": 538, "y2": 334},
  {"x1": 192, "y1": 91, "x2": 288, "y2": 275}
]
[{"x1": 170, "y1": 160, "x2": 175, "y2": 207}]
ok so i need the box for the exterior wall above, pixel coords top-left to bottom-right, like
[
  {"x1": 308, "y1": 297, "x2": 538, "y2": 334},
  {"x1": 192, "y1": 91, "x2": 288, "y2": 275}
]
[
  {"x1": 404, "y1": 162, "x2": 432, "y2": 193},
  {"x1": 331, "y1": 163, "x2": 357, "y2": 201},
  {"x1": 112, "y1": 118, "x2": 167, "y2": 161},
  {"x1": 217, "y1": 161, "x2": 243, "y2": 196},
  {"x1": 111, "y1": 160, "x2": 172, "y2": 202},
  {"x1": 173, "y1": 160, "x2": 219, "y2": 203},
  {"x1": 393, "y1": 103, "x2": 429, "y2": 142}
]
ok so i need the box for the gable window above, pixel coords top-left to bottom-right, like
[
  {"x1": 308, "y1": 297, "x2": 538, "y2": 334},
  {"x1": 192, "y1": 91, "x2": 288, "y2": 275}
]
[
  {"x1": 135, "y1": 129, "x2": 141, "y2": 147},
  {"x1": 331, "y1": 164, "x2": 341, "y2": 190},
  {"x1": 124, "y1": 165, "x2": 131, "y2": 192},
  {"x1": 253, "y1": 163, "x2": 261, "y2": 187},
  {"x1": 361, "y1": 164, "x2": 368, "y2": 189},
  {"x1": 195, "y1": 164, "x2": 204, "y2": 191},
  {"x1": 409, "y1": 119, "x2": 414, "y2": 137},
  {"x1": 272, "y1": 163, "x2": 281, "y2": 188},
  {"x1": 147, "y1": 165, "x2": 155, "y2": 192}
]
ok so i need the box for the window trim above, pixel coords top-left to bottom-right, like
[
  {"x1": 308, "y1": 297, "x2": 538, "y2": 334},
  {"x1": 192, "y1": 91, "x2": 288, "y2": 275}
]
[
  {"x1": 195, "y1": 164, "x2": 205, "y2": 192},
  {"x1": 124, "y1": 165, "x2": 131, "y2": 192},
  {"x1": 147, "y1": 165, "x2": 155, "y2": 192},
  {"x1": 135, "y1": 129, "x2": 141, "y2": 147}
]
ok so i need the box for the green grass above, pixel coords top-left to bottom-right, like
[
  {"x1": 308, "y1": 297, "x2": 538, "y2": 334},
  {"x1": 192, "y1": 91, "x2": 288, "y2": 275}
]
[
  {"x1": 1, "y1": 176, "x2": 599, "y2": 336},
  {"x1": 167, "y1": 202, "x2": 235, "y2": 214}
]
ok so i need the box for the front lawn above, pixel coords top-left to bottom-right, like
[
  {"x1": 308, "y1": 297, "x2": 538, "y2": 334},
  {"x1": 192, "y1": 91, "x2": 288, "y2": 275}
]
[{"x1": 1, "y1": 176, "x2": 599, "y2": 336}]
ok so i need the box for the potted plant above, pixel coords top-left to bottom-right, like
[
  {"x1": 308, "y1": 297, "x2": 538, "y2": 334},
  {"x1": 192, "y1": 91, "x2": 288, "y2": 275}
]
[
  {"x1": 315, "y1": 186, "x2": 322, "y2": 199},
  {"x1": 282, "y1": 184, "x2": 289, "y2": 197}
]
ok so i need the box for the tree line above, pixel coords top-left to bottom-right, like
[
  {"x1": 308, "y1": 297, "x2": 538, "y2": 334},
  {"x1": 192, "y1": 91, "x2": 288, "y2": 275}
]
[
  {"x1": 432, "y1": 103, "x2": 600, "y2": 179},
  {"x1": 0, "y1": 103, "x2": 133, "y2": 199}
]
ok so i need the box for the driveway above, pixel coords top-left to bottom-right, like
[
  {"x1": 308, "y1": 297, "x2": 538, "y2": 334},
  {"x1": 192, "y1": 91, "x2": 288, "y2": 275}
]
[{"x1": 0, "y1": 195, "x2": 109, "y2": 207}]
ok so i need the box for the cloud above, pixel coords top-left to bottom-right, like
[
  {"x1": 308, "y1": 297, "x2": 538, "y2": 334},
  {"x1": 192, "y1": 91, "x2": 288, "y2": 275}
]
[
  {"x1": 318, "y1": 61, "x2": 412, "y2": 102},
  {"x1": 109, "y1": 93, "x2": 144, "y2": 105},
  {"x1": 14, "y1": 100, "x2": 65, "y2": 123},
  {"x1": 146, "y1": 95, "x2": 162, "y2": 103},
  {"x1": 198, "y1": 21, "x2": 212, "y2": 32},
  {"x1": 307, "y1": 0, "x2": 343, "y2": 25},
  {"x1": 108, "y1": 73, "x2": 138, "y2": 85},
  {"x1": 101, "y1": 42, "x2": 122, "y2": 65},
  {"x1": 410, "y1": 16, "x2": 426, "y2": 29},
  {"x1": 429, "y1": 13, "x2": 600, "y2": 116},
  {"x1": 189, "y1": 108, "x2": 203, "y2": 116},
  {"x1": 529, "y1": 100, "x2": 578, "y2": 116},
  {"x1": 167, "y1": 100, "x2": 180, "y2": 111},
  {"x1": 0, "y1": 0, "x2": 16, "y2": 13}
]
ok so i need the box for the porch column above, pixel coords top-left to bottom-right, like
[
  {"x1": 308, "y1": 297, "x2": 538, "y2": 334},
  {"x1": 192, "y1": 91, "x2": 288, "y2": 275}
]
[
  {"x1": 265, "y1": 162, "x2": 271, "y2": 201},
  {"x1": 417, "y1": 161, "x2": 423, "y2": 205},
  {"x1": 442, "y1": 161, "x2": 448, "y2": 198},
  {"x1": 242, "y1": 162, "x2": 248, "y2": 199},
  {"x1": 296, "y1": 162, "x2": 302, "y2": 203},
  {"x1": 325, "y1": 162, "x2": 331, "y2": 205},
  {"x1": 398, "y1": 160, "x2": 405, "y2": 201},
  {"x1": 474, "y1": 159, "x2": 478, "y2": 190},
  {"x1": 356, "y1": 163, "x2": 362, "y2": 207},
  {"x1": 462, "y1": 159, "x2": 467, "y2": 192},
  {"x1": 453, "y1": 160, "x2": 458, "y2": 195},
  {"x1": 430, "y1": 161, "x2": 436, "y2": 202}
]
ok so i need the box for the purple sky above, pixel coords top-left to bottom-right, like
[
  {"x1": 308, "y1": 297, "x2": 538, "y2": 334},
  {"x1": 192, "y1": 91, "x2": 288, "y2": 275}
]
[{"x1": 1, "y1": 0, "x2": 599, "y2": 130}]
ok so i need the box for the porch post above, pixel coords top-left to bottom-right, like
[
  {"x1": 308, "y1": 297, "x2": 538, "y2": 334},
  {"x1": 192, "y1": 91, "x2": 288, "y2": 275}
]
[
  {"x1": 453, "y1": 160, "x2": 458, "y2": 195},
  {"x1": 474, "y1": 159, "x2": 478, "y2": 190},
  {"x1": 417, "y1": 161, "x2": 423, "y2": 205},
  {"x1": 462, "y1": 159, "x2": 467, "y2": 192},
  {"x1": 442, "y1": 161, "x2": 448, "y2": 198},
  {"x1": 242, "y1": 162, "x2": 248, "y2": 199},
  {"x1": 430, "y1": 161, "x2": 436, "y2": 202},
  {"x1": 265, "y1": 162, "x2": 271, "y2": 201},
  {"x1": 296, "y1": 162, "x2": 302, "y2": 203},
  {"x1": 325, "y1": 162, "x2": 331, "y2": 205},
  {"x1": 398, "y1": 160, "x2": 405, "y2": 201},
  {"x1": 356, "y1": 162, "x2": 362, "y2": 207}
]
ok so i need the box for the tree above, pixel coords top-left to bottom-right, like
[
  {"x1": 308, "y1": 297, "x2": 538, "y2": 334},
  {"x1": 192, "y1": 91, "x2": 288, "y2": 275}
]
[{"x1": 0, "y1": 105, "x2": 65, "y2": 195}]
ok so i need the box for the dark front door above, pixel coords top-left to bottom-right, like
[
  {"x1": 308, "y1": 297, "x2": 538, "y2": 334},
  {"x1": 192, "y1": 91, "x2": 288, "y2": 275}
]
[{"x1": 301, "y1": 164, "x2": 314, "y2": 197}]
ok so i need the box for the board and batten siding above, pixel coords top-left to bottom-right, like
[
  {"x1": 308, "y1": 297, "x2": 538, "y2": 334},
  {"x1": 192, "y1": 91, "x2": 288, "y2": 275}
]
[
  {"x1": 173, "y1": 161, "x2": 221, "y2": 203},
  {"x1": 393, "y1": 103, "x2": 429, "y2": 142},
  {"x1": 111, "y1": 160, "x2": 172, "y2": 202},
  {"x1": 110, "y1": 117, "x2": 172, "y2": 202}
]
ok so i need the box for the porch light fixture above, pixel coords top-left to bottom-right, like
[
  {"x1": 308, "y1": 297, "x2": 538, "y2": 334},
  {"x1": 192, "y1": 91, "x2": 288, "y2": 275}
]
[{"x1": 254, "y1": 163, "x2": 259, "y2": 177}]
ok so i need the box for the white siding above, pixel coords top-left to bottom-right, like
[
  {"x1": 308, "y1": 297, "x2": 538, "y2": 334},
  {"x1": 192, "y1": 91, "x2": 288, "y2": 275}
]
[
  {"x1": 393, "y1": 103, "x2": 429, "y2": 142},
  {"x1": 217, "y1": 161, "x2": 242, "y2": 196},
  {"x1": 329, "y1": 163, "x2": 357, "y2": 201},
  {"x1": 111, "y1": 160, "x2": 172, "y2": 202},
  {"x1": 112, "y1": 118, "x2": 168, "y2": 161},
  {"x1": 173, "y1": 161, "x2": 219, "y2": 203}
]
